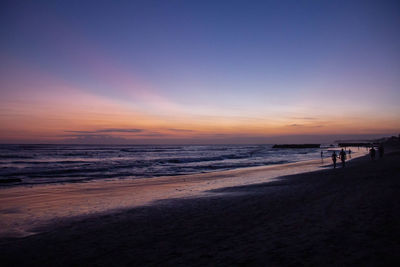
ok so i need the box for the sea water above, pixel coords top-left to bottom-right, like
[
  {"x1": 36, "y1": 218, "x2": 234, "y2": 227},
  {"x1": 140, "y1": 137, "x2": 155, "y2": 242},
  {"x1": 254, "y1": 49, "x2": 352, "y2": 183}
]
[{"x1": 0, "y1": 144, "x2": 338, "y2": 186}]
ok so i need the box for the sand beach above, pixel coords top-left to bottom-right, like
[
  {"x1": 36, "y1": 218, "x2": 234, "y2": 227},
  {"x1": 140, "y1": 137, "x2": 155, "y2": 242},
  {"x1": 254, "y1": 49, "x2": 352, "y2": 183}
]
[{"x1": 1, "y1": 145, "x2": 399, "y2": 266}]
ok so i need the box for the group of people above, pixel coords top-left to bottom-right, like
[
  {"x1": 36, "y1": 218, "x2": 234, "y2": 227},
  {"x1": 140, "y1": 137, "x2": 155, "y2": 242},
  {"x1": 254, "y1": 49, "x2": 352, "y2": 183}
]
[
  {"x1": 325, "y1": 144, "x2": 384, "y2": 169},
  {"x1": 369, "y1": 144, "x2": 384, "y2": 160},
  {"x1": 330, "y1": 149, "x2": 347, "y2": 168}
]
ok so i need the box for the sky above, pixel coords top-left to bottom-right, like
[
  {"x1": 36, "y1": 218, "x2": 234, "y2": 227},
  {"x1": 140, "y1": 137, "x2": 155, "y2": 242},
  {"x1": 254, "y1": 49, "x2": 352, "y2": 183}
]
[{"x1": 1, "y1": 0, "x2": 399, "y2": 144}]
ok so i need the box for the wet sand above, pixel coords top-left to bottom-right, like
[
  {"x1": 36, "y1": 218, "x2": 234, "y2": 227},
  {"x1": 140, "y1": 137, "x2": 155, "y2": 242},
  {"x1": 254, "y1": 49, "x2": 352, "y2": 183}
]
[{"x1": 1, "y1": 149, "x2": 399, "y2": 266}]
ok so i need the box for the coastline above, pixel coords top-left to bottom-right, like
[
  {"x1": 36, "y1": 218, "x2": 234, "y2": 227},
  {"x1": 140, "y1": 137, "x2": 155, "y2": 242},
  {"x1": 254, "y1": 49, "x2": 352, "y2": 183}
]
[
  {"x1": 0, "y1": 152, "x2": 400, "y2": 266},
  {"x1": 1, "y1": 148, "x2": 399, "y2": 265},
  {"x1": 0, "y1": 148, "x2": 366, "y2": 238}
]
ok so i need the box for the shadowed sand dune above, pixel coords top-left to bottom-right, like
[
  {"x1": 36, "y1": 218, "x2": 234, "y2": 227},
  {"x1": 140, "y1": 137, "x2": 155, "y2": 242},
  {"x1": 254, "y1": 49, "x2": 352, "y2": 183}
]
[{"x1": 1, "y1": 150, "x2": 399, "y2": 266}]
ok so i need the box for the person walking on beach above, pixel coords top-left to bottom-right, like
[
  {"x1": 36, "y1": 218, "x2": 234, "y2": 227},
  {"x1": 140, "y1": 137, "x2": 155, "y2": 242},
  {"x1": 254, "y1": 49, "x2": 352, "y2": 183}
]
[
  {"x1": 370, "y1": 147, "x2": 376, "y2": 160},
  {"x1": 321, "y1": 151, "x2": 323, "y2": 162},
  {"x1": 348, "y1": 149, "x2": 352, "y2": 159},
  {"x1": 339, "y1": 149, "x2": 346, "y2": 168},
  {"x1": 331, "y1": 151, "x2": 337, "y2": 168}
]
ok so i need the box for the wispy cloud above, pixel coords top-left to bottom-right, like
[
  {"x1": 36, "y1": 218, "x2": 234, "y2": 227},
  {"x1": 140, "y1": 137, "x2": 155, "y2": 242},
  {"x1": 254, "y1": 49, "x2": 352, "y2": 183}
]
[
  {"x1": 290, "y1": 117, "x2": 318, "y2": 121},
  {"x1": 134, "y1": 133, "x2": 166, "y2": 137},
  {"x1": 167, "y1": 128, "x2": 194, "y2": 132},
  {"x1": 61, "y1": 131, "x2": 168, "y2": 144},
  {"x1": 288, "y1": 124, "x2": 324, "y2": 128},
  {"x1": 63, "y1": 128, "x2": 167, "y2": 138},
  {"x1": 63, "y1": 135, "x2": 132, "y2": 144},
  {"x1": 65, "y1": 128, "x2": 144, "y2": 134},
  {"x1": 62, "y1": 134, "x2": 109, "y2": 138}
]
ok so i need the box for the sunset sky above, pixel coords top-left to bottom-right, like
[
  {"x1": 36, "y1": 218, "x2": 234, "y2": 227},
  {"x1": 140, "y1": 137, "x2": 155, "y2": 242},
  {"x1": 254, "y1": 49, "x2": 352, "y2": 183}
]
[{"x1": 1, "y1": 0, "x2": 399, "y2": 144}]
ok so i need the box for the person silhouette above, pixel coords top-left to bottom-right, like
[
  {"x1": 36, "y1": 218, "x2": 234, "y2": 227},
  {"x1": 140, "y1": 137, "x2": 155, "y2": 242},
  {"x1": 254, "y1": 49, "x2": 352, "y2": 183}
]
[
  {"x1": 348, "y1": 149, "x2": 352, "y2": 159},
  {"x1": 378, "y1": 144, "x2": 384, "y2": 158},
  {"x1": 370, "y1": 147, "x2": 376, "y2": 160},
  {"x1": 331, "y1": 151, "x2": 337, "y2": 168},
  {"x1": 339, "y1": 149, "x2": 346, "y2": 168}
]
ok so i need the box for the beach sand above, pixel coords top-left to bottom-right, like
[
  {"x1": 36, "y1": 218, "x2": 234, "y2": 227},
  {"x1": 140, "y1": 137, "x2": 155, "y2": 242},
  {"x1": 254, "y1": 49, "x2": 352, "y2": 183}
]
[{"x1": 1, "y1": 148, "x2": 399, "y2": 266}]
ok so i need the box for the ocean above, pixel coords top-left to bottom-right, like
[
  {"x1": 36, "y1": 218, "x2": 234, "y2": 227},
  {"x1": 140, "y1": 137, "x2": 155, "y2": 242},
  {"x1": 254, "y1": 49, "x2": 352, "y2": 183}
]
[{"x1": 0, "y1": 144, "x2": 330, "y2": 186}]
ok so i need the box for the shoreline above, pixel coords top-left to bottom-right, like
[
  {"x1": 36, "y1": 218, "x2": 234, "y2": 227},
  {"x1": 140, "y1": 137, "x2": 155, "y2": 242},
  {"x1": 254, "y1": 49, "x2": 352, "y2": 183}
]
[
  {"x1": 0, "y1": 148, "x2": 399, "y2": 265},
  {"x1": 0, "y1": 146, "x2": 366, "y2": 189},
  {"x1": 0, "y1": 148, "x2": 366, "y2": 238}
]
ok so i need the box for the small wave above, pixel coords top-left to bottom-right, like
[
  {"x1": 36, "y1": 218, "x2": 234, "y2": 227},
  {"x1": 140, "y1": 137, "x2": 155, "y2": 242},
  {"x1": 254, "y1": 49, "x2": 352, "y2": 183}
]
[
  {"x1": 120, "y1": 149, "x2": 170, "y2": 153},
  {"x1": 0, "y1": 155, "x2": 34, "y2": 159},
  {"x1": 159, "y1": 153, "x2": 249, "y2": 164},
  {"x1": 0, "y1": 144, "x2": 322, "y2": 187},
  {"x1": 2, "y1": 160, "x2": 89, "y2": 165},
  {"x1": 0, "y1": 179, "x2": 23, "y2": 187}
]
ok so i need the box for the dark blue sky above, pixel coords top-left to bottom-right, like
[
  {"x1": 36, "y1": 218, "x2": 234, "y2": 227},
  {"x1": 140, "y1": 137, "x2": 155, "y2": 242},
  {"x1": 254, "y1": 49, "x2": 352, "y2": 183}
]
[{"x1": 1, "y1": 0, "x2": 399, "y2": 143}]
